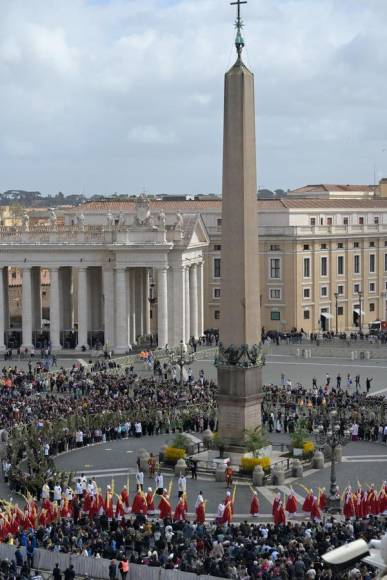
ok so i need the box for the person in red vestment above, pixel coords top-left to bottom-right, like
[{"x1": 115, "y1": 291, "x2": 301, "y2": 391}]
[
  {"x1": 173, "y1": 496, "x2": 187, "y2": 522},
  {"x1": 115, "y1": 496, "x2": 125, "y2": 520},
  {"x1": 310, "y1": 496, "x2": 321, "y2": 521},
  {"x1": 250, "y1": 491, "x2": 259, "y2": 516},
  {"x1": 120, "y1": 486, "x2": 130, "y2": 513},
  {"x1": 285, "y1": 489, "x2": 297, "y2": 514},
  {"x1": 379, "y1": 488, "x2": 387, "y2": 514},
  {"x1": 195, "y1": 492, "x2": 205, "y2": 524},
  {"x1": 131, "y1": 490, "x2": 148, "y2": 515},
  {"x1": 38, "y1": 509, "x2": 48, "y2": 527},
  {"x1": 354, "y1": 491, "x2": 362, "y2": 519},
  {"x1": 158, "y1": 491, "x2": 172, "y2": 520},
  {"x1": 367, "y1": 485, "x2": 379, "y2": 515},
  {"x1": 343, "y1": 491, "x2": 355, "y2": 519},
  {"x1": 274, "y1": 501, "x2": 286, "y2": 526},
  {"x1": 318, "y1": 488, "x2": 327, "y2": 511},
  {"x1": 146, "y1": 487, "x2": 155, "y2": 513},
  {"x1": 83, "y1": 492, "x2": 92, "y2": 515},
  {"x1": 105, "y1": 487, "x2": 114, "y2": 519},
  {"x1": 221, "y1": 499, "x2": 233, "y2": 524},
  {"x1": 302, "y1": 489, "x2": 313, "y2": 512},
  {"x1": 272, "y1": 493, "x2": 281, "y2": 516}
]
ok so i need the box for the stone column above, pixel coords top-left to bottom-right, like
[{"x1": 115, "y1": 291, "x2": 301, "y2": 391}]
[
  {"x1": 136, "y1": 269, "x2": 144, "y2": 337},
  {"x1": 114, "y1": 267, "x2": 128, "y2": 353},
  {"x1": 173, "y1": 266, "x2": 186, "y2": 346},
  {"x1": 185, "y1": 266, "x2": 190, "y2": 343},
  {"x1": 31, "y1": 267, "x2": 42, "y2": 332},
  {"x1": 126, "y1": 269, "x2": 132, "y2": 347},
  {"x1": 49, "y1": 268, "x2": 61, "y2": 351},
  {"x1": 21, "y1": 267, "x2": 33, "y2": 349},
  {"x1": 103, "y1": 267, "x2": 115, "y2": 350},
  {"x1": 144, "y1": 269, "x2": 151, "y2": 336},
  {"x1": 76, "y1": 267, "x2": 88, "y2": 349},
  {"x1": 167, "y1": 268, "x2": 174, "y2": 345},
  {"x1": 130, "y1": 269, "x2": 137, "y2": 344},
  {"x1": 60, "y1": 267, "x2": 74, "y2": 330},
  {"x1": 197, "y1": 261, "x2": 204, "y2": 336},
  {"x1": 157, "y1": 267, "x2": 168, "y2": 348},
  {"x1": 0, "y1": 267, "x2": 6, "y2": 351},
  {"x1": 189, "y1": 264, "x2": 199, "y2": 339}
]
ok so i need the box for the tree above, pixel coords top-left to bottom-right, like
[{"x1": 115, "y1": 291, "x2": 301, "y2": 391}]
[{"x1": 244, "y1": 426, "x2": 269, "y2": 457}]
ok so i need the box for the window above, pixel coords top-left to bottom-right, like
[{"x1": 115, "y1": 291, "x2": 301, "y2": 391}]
[
  {"x1": 213, "y1": 258, "x2": 221, "y2": 278},
  {"x1": 214, "y1": 244, "x2": 221, "y2": 251},
  {"x1": 354, "y1": 283, "x2": 361, "y2": 294},
  {"x1": 217, "y1": 218, "x2": 222, "y2": 227},
  {"x1": 303, "y1": 288, "x2": 311, "y2": 299},
  {"x1": 214, "y1": 310, "x2": 220, "y2": 320},
  {"x1": 354, "y1": 241, "x2": 359, "y2": 248},
  {"x1": 337, "y1": 285, "x2": 344, "y2": 295},
  {"x1": 269, "y1": 289, "x2": 281, "y2": 300},
  {"x1": 11, "y1": 271, "x2": 17, "y2": 279},
  {"x1": 369, "y1": 282, "x2": 375, "y2": 293},
  {"x1": 337, "y1": 256, "x2": 344, "y2": 275},
  {"x1": 337, "y1": 242, "x2": 344, "y2": 249},
  {"x1": 338, "y1": 306, "x2": 344, "y2": 316},
  {"x1": 370, "y1": 303, "x2": 375, "y2": 312},
  {"x1": 359, "y1": 216, "x2": 364, "y2": 225},
  {"x1": 320, "y1": 217, "x2": 324, "y2": 225},
  {"x1": 270, "y1": 244, "x2": 281, "y2": 251},
  {"x1": 42, "y1": 291, "x2": 47, "y2": 297},
  {"x1": 321, "y1": 286, "x2": 328, "y2": 297},
  {"x1": 327, "y1": 217, "x2": 333, "y2": 226},
  {"x1": 385, "y1": 254, "x2": 387, "y2": 272},
  {"x1": 354, "y1": 255, "x2": 360, "y2": 274},
  {"x1": 374, "y1": 216, "x2": 379, "y2": 225},
  {"x1": 303, "y1": 258, "x2": 311, "y2": 278},
  {"x1": 271, "y1": 311, "x2": 280, "y2": 321},
  {"x1": 343, "y1": 217, "x2": 349, "y2": 225},
  {"x1": 150, "y1": 310, "x2": 153, "y2": 319},
  {"x1": 321, "y1": 256, "x2": 328, "y2": 277},
  {"x1": 370, "y1": 241, "x2": 375, "y2": 247},
  {"x1": 310, "y1": 218, "x2": 316, "y2": 226},
  {"x1": 303, "y1": 244, "x2": 310, "y2": 251},
  {"x1": 213, "y1": 288, "x2": 221, "y2": 299},
  {"x1": 369, "y1": 254, "x2": 376, "y2": 273},
  {"x1": 321, "y1": 243, "x2": 327, "y2": 250},
  {"x1": 270, "y1": 258, "x2": 281, "y2": 279},
  {"x1": 303, "y1": 310, "x2": 310, "y2": 320}
]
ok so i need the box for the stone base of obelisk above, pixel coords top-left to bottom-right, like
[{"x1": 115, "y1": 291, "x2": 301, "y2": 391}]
[{"x1": 217, "y1": 365, "x2": 263, "y2": 448}]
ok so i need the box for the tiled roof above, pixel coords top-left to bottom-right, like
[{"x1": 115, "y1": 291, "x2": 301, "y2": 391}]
[
  {"x1": 78, "y1": 197, "x2": 387, "y2": 212},
  {"x1": 290, "y1": 184, "x2": 376, "y2": 194}
]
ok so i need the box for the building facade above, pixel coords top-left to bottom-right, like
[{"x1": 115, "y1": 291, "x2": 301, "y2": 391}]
[{"x1": 4, "y1": 186, "x2": 387, "y2": 351}]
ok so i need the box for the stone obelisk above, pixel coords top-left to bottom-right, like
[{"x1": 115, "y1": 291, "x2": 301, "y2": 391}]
[{"x1": 216, "y1": 0, "x2": 264, "y2": 446}]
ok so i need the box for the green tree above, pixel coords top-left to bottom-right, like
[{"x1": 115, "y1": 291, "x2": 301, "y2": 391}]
[{"x1": 244, "y1": 426, "x2": 269, "y2": 457}]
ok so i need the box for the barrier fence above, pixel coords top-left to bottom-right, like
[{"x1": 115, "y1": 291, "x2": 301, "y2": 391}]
[{"x1": 0, "y1": 544, "x2": 222, "y2": 580}]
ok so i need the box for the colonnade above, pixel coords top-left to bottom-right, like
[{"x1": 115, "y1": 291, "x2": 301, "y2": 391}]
[{"x1": 0, "y1": 261, "x2": 204, "y2": 353}]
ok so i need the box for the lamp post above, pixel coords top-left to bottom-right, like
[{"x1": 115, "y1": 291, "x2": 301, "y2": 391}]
[
  {"x1": 334, "y1": 292, "x2": 339, "y2": 335},
  {"x1": 313, "y1": 410, "x2": 351, "y2": 513},
  {"x1": 167, "y1": 341, "x2": 195, "y2": 387},
  {"x1": 357, "y1": 290, "x2": 363, "y2": 334}
]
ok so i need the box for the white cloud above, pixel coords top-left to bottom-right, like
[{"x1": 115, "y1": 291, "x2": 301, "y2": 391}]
[{"x1": 1, "y1": 0, "x2": 387, "y2": 195}]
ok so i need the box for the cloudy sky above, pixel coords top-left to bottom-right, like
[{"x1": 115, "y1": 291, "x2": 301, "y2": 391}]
[{"x1": 1, "y1": 0, "x2": 387, "y2": 196}]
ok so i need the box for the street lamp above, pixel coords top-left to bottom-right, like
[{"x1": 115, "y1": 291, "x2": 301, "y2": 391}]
[
  {"x1": 313, "y1": 410, "x2": 351, "y2": 513},
  {"x1": 334, "y1": 292, "x2": 339, "y2": 335},
  {"x1": 357, "y1": 290, "x2": 363, "y2": 334},
  {"x1": 167, "y1": 341, "x2": 195, "y2": 387}
]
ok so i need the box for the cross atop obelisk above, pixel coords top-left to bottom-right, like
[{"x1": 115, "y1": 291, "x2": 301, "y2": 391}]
[{"x1": 230, "y1": 0, "x2": 247, "y2": 60}]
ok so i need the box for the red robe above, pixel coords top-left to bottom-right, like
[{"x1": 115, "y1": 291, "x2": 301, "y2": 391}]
[
  {"x1": 195, "y1": 501, "x2": 205, "y2": 524},
  {"x1": 105, "y1": 493, "x2": 114, "y2": 518},
  {"x1": 319, "y1": 492, "x2": 327, "y2": 512},
  {"x1": 121, "y1": 488, "x2": 130, "y2": 510},
  {"x1": 354, "y1": 494, "x2": 363, "y2": 519},
  {"x1": 272, "y1": 496, "x2": 280, "y2": 516},
  {"x1": 131, "y1": 493, "x2": 148, "y2": 515},
  {"x1": 146, "y1": 492, "x2": 155, "y2": 512},
  {"x1": 221, "y1": 501, "x2": 233, "y2": 524},
  {"x1": 158, "y1": 495, "x2": 172, "y2": 519},
  {"x1": 115, "y1": 497, "x2": 125, "y2": 519},
  {"x1": 38, "y1": 510, "x2": 48, "y2": 527},
  {"x1": 285, "y1": 494, "x2": 297, "y2": 514},
  {"x1": 250, "y1": 495, "x2": 260, "y2": 515},
  {"x1": 173, "y1": 500, "x2": 187, "y2": 522},
  {"x1": 343, "y1": 495, "x2": 355, "y2": 519},
  {"x1": 83, "y1": 492, "x2": 92, "y2": 514},
  {"x1": 302, "y1": 493, "x2": 313, "y2": 512},
  {"x1": 274, "y1": 505, "x2": 286, "y2": 526},
  {"x1": 367, "y1": 490, "x2": 379, "y2": 515},
  {"x1": 310, "y1": 499, "x2": 321, "y2": 521},
  {"x1": 379, "y1": 491, "x2": 387, "y2": 513}
]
